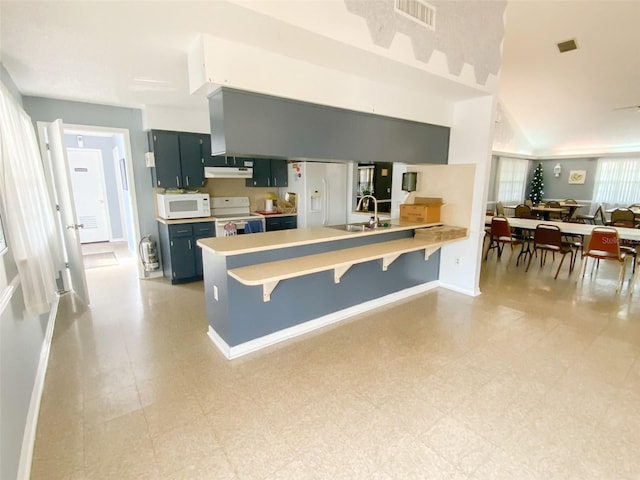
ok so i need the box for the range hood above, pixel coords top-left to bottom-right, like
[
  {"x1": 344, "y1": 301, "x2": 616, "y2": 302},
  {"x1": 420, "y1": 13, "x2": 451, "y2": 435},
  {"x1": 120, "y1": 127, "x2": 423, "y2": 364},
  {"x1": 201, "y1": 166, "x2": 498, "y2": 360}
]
[
  {"x1": 204, "y1": 166, "x2": 253, "y2": 179},
  {"x1": 209, "y1": 87, "x2": 450, "y2": 164}
]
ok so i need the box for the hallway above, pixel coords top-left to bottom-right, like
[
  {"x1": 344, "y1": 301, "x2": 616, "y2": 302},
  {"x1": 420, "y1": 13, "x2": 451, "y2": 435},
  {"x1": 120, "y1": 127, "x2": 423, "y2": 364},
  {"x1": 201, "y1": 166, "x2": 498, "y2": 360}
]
[{"x1": 31, "y1": 250, "x2": 640, "y2": 479}]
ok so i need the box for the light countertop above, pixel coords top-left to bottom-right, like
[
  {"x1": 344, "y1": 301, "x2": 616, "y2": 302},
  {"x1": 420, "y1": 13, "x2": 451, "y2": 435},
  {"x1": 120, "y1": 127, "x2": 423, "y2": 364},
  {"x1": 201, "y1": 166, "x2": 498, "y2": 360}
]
[
  {"x1": 197, "y1": 221, "x2": 441, "y2": 256},
  {"x1": 156, "y1": 216, "x2": 216, "y2": 225}
]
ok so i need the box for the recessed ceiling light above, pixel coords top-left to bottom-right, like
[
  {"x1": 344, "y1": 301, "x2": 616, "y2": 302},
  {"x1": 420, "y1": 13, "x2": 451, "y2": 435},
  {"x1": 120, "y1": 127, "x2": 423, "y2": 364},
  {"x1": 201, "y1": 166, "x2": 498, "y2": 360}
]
[{"x1": 557, "y1": 39, "x2": 578, "y2": 53}]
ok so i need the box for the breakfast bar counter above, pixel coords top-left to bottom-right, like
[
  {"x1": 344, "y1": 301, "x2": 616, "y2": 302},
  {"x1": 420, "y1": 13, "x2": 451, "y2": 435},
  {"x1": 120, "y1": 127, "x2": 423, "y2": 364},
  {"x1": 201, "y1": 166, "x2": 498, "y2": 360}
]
[{"x1": 198, "y1": 222, "x2": 465, "y2": 359}]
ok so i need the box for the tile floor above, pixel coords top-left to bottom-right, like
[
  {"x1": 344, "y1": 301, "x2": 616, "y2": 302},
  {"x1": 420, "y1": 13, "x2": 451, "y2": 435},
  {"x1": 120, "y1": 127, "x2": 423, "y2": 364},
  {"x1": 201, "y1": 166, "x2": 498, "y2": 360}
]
[{"x1": 31, "y1": 244, "x2": 640, "y2": 479}]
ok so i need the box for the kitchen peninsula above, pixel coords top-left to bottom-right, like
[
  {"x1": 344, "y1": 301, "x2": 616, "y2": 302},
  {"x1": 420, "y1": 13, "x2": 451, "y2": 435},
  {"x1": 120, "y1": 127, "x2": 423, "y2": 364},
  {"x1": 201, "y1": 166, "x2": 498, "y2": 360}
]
[{"x1": 198, "y1": 222, "x2": 466, "y2": 359}]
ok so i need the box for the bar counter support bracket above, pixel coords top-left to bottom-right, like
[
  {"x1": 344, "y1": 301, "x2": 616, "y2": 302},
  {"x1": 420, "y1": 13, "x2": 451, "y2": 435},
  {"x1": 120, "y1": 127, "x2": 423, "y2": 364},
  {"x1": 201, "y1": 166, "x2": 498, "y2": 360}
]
[
  {"x1": 334, "y1": 265, "x2": 351, "y2": 283},
  {"x1": 382, "y1": 253, "x2": 402, "y2": 271},
  {"x1": 263, "y1": 280, "x2": 279, "y2": 302},
  {"x1": 424, "y1": 247, "x2": 439, "y2": 260}
]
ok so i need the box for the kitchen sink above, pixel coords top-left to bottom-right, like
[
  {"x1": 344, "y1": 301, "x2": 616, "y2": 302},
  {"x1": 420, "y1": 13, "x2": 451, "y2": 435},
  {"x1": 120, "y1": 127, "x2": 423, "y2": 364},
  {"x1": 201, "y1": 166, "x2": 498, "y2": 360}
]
[
  {"x1": 327, "y1": 222, "x2": 372, "y2": 232},
  {"x1": 328, "y1": 222, "x2": 397, "y2": 232}
]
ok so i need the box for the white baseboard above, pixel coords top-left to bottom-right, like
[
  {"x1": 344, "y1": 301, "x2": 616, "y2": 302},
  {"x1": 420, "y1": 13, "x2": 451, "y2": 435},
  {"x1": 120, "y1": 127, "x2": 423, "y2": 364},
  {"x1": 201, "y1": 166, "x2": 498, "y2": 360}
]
[
  {"x1": 142, "y1": 270, "x2": 164, "y2": 280},
  {"x1": 439, "y1": 281, "x2": 481, "y2": 297},
  {"x1": 17, "y1": 292, "x2": 60, "y2": 480},
  {"x1": 208, "y1": 281, "x2": 439, "y2": 359}
]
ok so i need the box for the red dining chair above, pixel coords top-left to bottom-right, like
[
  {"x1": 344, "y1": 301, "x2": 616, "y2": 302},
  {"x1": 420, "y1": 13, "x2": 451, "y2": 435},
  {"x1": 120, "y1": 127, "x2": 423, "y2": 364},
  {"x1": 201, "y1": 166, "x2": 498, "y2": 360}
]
[
  {"x1": 525, "y1": 224, "x2": 574, "y2": 279},
  {"x1": 484, "y1": 216, "x2": 523, "y2": 264},
  {"x1": 580, "y1": 227, "x2": 630, "y2": 292}
]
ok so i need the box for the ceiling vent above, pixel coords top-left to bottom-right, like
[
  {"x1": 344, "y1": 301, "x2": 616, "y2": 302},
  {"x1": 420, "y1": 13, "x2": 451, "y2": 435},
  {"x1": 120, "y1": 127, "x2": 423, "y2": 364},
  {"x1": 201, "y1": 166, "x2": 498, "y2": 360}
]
[
  {"x1": 395, "y1": 0, "x2": 436, "y2": 29},
  {"x1": 557, "y1": 39, "x2": 578, "y2": 53}
]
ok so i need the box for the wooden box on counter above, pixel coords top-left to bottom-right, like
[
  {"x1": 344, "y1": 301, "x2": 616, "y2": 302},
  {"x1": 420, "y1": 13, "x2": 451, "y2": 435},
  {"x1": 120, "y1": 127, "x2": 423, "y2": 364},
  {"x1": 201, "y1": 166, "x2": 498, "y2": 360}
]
[
  {"x1": 414, "y1": 225, "x2": 467, "y2": 242},
  {"x1": 399, "y1": 197, "x2": 443, "y2": 223}
]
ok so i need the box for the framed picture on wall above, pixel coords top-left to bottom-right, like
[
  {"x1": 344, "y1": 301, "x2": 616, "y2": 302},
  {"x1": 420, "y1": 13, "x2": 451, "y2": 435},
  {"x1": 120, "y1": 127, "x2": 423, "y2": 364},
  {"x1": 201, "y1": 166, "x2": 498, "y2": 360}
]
[{"x1": 568, "y1": 170, "x2": 586, "y2": 184}]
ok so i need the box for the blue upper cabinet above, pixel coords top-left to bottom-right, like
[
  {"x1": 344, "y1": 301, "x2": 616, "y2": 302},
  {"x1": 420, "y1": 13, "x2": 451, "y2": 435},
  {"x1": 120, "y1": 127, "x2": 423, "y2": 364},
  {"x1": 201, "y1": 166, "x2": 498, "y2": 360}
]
[
  {"x1": 246, "y1": 158, "x2": 288, "y2": 188},
  {"x1": 149, "y1": 130, "x2": 206, "y2": 189}
]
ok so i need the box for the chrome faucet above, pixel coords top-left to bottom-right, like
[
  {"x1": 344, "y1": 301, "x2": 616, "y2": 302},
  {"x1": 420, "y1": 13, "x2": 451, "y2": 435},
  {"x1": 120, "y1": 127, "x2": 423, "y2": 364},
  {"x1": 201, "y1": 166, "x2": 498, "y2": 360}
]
[{"x1": 356, "y1": 194, "x2": 378, "y2": 228}]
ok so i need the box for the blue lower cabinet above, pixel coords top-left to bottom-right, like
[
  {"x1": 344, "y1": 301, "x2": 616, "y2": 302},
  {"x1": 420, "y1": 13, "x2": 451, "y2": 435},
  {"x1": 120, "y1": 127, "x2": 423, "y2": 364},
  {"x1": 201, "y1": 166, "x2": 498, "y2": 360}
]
[
  {"x1": 265, "y1": 215, "x2": 297, "y2": 232},
  {"x1": 158, "y1": 222, "x2": 214, "y2": 284}
]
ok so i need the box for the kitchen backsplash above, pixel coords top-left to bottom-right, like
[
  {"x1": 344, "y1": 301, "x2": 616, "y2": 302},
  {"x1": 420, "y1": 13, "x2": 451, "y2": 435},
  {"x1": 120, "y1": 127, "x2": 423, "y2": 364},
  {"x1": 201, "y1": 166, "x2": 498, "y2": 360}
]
[{"x1": 201, "y1": 179, "x2": 279, "y2": 212}]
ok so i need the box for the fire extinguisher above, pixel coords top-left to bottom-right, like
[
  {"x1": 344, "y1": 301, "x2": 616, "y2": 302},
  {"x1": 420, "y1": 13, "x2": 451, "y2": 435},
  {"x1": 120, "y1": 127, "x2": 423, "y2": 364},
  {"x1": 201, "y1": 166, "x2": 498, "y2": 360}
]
[{"x1": 139, "y1": 235, "x2": 160, "y2": 272}]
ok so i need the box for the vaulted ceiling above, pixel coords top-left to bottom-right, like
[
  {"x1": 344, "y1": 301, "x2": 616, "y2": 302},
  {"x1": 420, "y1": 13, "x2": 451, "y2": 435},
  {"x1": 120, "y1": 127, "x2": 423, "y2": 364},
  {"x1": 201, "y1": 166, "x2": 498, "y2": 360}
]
[{"x1": 1, "y1": 1, "x2": 639, "y2": 157}]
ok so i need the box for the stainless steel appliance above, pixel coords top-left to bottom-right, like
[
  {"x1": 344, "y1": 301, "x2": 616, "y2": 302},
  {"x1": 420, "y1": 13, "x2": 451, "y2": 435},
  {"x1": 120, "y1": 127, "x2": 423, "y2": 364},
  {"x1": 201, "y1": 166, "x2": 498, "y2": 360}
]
[{"x1": 210, "y1": 197, "x2": 265, "y2": 236}]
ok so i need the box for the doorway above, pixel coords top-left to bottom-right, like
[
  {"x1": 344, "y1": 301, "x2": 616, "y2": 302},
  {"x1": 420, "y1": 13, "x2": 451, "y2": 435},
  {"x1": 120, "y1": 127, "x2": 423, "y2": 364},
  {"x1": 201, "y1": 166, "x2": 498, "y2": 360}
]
[{"x1": 37, "y1": 122, "x2": 145, "y2": 284}]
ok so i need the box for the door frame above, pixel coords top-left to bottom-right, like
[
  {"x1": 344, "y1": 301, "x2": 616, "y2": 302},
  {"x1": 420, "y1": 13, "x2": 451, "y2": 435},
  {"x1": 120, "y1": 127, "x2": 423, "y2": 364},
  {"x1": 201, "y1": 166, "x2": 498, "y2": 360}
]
[
  {"x1": 66, "y1": 147, "x2": 113, "y2": 243},
  {"x1": 37, "y1": 122, "x2": 145, "y2": 279}
]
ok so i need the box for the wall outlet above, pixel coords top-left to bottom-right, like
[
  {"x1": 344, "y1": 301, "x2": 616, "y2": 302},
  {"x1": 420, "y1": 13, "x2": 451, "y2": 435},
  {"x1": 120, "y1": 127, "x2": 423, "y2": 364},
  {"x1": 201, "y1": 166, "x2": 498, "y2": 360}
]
[
  {"x1": 455, "y1": 257, "x2": 461, "y2": 265},
  {"x1": 213, "y1": 285, "x2": 219, "y2": 301}
]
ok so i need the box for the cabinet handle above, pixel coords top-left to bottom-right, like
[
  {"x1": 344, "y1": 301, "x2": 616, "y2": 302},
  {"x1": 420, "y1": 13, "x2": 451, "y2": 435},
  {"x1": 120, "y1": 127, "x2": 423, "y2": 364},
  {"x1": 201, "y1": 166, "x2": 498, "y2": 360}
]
[
  {"x1": 274, "y1": 178, "x2": 277, "y2": 186},
  {"x1": 176, "y1": 175, "x2": 180, "y2": 187},
  {"x1": 188, "y1": 239, "x2": 192, "y2": 250},
  {"x1": 267, "y1": 178, "x2": 271, "y2": 187},
  {"x1": 186, "y1": 176, "x2": 190, "y2": 186}
]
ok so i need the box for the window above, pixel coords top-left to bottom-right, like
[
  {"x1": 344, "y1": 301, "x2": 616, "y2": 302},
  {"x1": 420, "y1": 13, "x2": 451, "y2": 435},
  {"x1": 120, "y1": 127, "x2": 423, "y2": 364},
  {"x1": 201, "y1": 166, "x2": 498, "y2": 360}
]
[
  {"x1": 593, "y1": 157, "x2": 640, "y2": 207},
  {"x1": 495, "y1": 157, "x2": 528, "y2": 206}
]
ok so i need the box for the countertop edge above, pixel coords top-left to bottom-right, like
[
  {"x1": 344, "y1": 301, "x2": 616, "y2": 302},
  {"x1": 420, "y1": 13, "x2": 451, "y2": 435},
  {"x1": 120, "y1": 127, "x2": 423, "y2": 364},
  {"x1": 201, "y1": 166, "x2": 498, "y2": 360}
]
[
  {"x1": 156, "y1": 216, "x2": 216, "y2": 225},
  {"x1": 197, "y1": 222, "x2": 442, "y2": 256}
]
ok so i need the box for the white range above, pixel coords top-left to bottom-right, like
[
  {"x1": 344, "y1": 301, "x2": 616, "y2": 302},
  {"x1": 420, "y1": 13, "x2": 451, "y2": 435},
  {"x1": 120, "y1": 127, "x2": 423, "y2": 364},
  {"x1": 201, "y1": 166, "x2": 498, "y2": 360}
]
[{"x1": 210, "y1": 197, "x2": 265, "y2": 236}]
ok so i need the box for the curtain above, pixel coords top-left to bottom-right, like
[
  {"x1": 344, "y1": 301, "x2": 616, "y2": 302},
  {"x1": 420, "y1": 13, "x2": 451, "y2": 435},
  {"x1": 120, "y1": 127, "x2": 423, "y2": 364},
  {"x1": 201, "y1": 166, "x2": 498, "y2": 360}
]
[
  {"x1": 593, "y1": 157, "x2": 640, "y2": 209},
  {"x1": 495, "y1": 157, "x2": 528, "y2": 206},
  {"x1": 0, "y1": 84, "x2": 60, "y2": 315}
]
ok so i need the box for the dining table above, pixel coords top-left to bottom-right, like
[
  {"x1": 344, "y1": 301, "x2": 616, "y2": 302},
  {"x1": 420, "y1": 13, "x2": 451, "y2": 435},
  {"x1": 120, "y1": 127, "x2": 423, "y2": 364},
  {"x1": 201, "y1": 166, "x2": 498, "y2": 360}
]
[
  {"x1": 558, "y1": 202, "x2": 586, "y2": 218},
  {"x1": 485, "y1": 215, "x2": 640, "y2": 266},
  {"x1": 529, "y1": 206, "x2": 567, "y2": 220},
  {"x1": 485, "y1": 216, "x2": 640, "y2": 241}
]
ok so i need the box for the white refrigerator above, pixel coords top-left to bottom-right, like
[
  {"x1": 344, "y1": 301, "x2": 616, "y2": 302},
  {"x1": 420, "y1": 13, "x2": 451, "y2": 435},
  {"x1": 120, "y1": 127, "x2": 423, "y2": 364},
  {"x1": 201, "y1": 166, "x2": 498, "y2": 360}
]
[{"x1": 287, "y1": 161, "x2": 349, "y2": 228}]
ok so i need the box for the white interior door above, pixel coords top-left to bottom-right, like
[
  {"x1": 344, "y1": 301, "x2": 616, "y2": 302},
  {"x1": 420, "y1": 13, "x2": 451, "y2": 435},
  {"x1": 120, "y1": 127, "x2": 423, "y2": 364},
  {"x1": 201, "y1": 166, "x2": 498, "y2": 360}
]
[
  {"x1": 67, "y1": 149, "x2": 110, "y2": 243},
  {"x1": 44, "y1": 120, "x2": 90, "y2": 304}
]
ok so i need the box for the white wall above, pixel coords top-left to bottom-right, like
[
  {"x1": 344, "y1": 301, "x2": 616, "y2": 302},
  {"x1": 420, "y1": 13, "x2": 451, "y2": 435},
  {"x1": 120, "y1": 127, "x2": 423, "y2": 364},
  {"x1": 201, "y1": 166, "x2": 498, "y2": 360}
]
[
  {"x1": 440, "y1": 95, "x2": 497, "y2": 296},
  {"x1": 142, "y1": 105, "x2": 210, "y2": 133}
]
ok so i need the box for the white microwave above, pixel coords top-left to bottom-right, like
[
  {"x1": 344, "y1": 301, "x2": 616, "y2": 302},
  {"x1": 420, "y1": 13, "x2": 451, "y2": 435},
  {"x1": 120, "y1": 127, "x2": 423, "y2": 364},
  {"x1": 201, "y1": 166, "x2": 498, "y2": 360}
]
[{"x1": 157, "y1": 193, "x2": 210, "y2": 220}]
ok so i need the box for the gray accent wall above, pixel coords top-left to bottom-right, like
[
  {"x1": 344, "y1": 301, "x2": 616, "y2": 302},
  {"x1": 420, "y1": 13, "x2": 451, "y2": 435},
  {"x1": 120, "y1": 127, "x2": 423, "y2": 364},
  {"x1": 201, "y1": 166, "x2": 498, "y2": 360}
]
[
  {"x1": 0, "y1": 65, "x2": 50, "y2": 480},
  {"x1": 64, "y1": 134, "x2": 124, "y2": 239},
  {"x1": 22, "y1": 97, "x2": 157, "y2": 243},
  {"x1": 489, "y1": 155, "x2": 599, "y2": 213},
  {"x1": 535, "y1": 157, "x2": 598, "y2": 203},
  {"x1": 210, "y1": 87, "x2": 450, "y2": 164}
]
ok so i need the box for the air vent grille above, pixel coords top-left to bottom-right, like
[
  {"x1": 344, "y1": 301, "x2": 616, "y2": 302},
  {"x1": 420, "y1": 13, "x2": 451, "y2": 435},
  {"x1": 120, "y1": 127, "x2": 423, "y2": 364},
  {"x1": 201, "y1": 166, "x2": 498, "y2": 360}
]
[
  {"x1": 557, "y1": 39, "x2": 578, "y2": 53},
  {"x1": 79, "y1": 216, "x2": 97, "y2": 229},
  {"x1": 395, "y1": 0, "x2": 436, "y2": 29}
]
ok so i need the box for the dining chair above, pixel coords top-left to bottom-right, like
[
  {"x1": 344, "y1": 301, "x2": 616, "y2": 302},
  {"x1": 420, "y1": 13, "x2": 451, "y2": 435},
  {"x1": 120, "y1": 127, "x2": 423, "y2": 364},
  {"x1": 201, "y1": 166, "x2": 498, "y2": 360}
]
[
  {"x1": 526, "y1": 224, "x2": 574, "y2": 279},
  {"x1": 515, "y1": 204, "x2": 534, "y2": 219},
  {"x1": 580, "y1": 227, "x2": 630, "y2": 292},
  {"x1": 562, "y1": 199, "x2": 578, "y2": 221},
  {"x1": 577, "y1": 204, "x2": 604, "y2": 225},
  {"x1": 495, "y1": 201, "x2": 505, "y2": 216},
  {"x1": 484, "y1": 216, "x2": 523, "y2": 264},
  {"x1": 608, "y1": 208, "x2": 636, "y2": 227},
  {"x1": 546, "y1": 200, "x2": 563, "y2": 221}
]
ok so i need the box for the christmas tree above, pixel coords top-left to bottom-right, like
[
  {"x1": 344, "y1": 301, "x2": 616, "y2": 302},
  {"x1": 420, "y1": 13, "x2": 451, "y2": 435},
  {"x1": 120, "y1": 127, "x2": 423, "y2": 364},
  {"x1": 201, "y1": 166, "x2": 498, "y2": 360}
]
[{"x1": 529, "y1": 163, "x2": 544, "y2": 204}]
